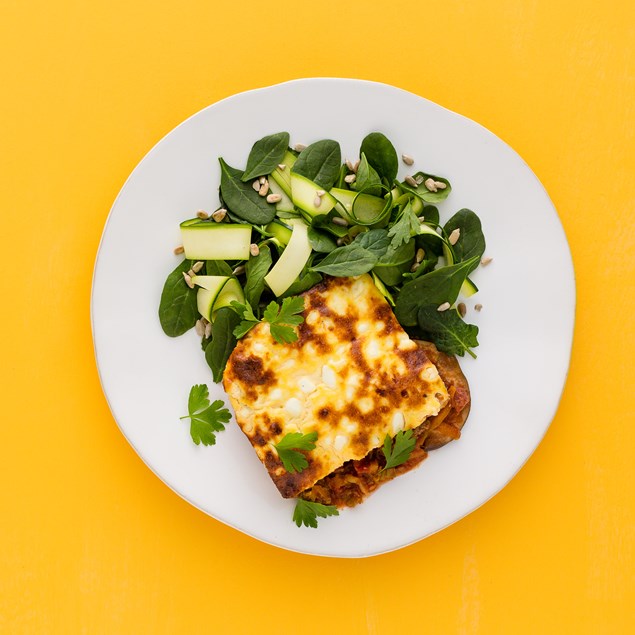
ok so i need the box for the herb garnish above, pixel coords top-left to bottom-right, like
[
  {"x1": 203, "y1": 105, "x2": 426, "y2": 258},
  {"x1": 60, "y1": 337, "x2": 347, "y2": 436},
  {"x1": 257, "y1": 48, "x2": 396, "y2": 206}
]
[
  {"x1": 231, "y1": 295, "x2": 305, "y2": 344},
  {"x1": 180, "y1": 384, "x2": 232, "y2": 446},
  {"x1": 293, "y1": 499, "x2": 339, "y2": 528},
  {"x1": 274, "y1": 431, "x2": 318, "y2": 473},
  {"x1": 381, "y1": 429, "x2": 417, "y2": 471}
]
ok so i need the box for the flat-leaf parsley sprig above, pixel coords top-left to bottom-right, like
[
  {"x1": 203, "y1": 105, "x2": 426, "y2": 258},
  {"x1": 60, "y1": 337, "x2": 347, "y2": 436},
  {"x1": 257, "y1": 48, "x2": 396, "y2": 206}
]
[
  {"x1": 231, "y1": 295, "x2": 305, "y2": 344},
  {"x1": 180, "y1": 384, "x2": 231, "y2": 446},
  {"x1": 274, "y1": 431, "x2": 318, "y2": 473},
  {"x1": 293, "y1": 499, "x2": 339, "y2": 528},
  {"x1": 381, "y1": 429, "x2": 416, "y2": 471}
]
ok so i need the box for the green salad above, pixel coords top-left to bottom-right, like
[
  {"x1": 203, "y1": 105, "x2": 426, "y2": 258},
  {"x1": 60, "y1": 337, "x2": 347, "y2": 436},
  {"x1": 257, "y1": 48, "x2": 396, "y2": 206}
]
[{"x1": 158, "y1": 131, "x2": 489, "y2": 526}]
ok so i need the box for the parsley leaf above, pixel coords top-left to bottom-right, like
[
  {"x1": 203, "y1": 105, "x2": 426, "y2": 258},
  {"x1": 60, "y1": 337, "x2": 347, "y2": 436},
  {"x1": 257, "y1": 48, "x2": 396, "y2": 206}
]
[
  {"x1": 180, "y1": 384, "x2": 231, "y2": 446},
  {"x1": 388, "y1": 202, "x2": 420, "y2": 249},
  {"x1": 274, "y1": 431, "x2": 317, "y2": 473},
  {"x1": 293, "y1": 498, "x2": 339, "y2": 528},
  {"x1": 231, "y1": 296, "x2": 305, "y2": 344},
  {"x1": 381, "y1": 429, "x2": 417, "y2": 471}
]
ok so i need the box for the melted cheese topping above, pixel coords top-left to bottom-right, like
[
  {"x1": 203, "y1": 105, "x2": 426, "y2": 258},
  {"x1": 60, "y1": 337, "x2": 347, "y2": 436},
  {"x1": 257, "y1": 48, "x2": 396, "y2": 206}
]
[{"x1": 223, "y1": 275, "x2": 449, "y2": 498}]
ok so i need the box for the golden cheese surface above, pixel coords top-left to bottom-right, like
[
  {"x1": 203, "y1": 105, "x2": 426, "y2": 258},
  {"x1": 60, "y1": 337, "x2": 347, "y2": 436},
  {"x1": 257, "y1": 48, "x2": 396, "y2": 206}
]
[{"x1": 223, "y1": 275, "x2": 449, "y2": 498}]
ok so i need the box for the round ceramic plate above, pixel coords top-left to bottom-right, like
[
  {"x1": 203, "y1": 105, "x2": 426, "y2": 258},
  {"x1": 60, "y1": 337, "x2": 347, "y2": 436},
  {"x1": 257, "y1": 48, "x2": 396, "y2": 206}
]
[{"x1": 91, "y1": 78, "x2": 575, "y2": 558}]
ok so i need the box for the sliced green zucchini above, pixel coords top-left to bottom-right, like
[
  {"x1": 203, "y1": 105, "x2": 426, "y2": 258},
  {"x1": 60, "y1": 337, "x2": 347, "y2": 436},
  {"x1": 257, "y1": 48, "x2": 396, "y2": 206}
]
[
  {"x1": 180, "y1": 222, "x2": 252, "y2": 260},
  {"x1": 461, "y1": 278, "x2": 478, "y2": 297},
  {"x1": 265, "y1": 219, "x2": 293, "y2": 246},
  {"x1": 330, "y1": 187, "x2": 390, "y2": 226},
  {"x1": 212, "y1": 278, "x2": 244, "y2": 319},
  {"x1": 291, "y1": 173, "x2": 337, "y2": 217},
  {"x1": 267, "y1": 178, "x2": 295, "y2": 213},
  {"x1": 371, "y1": 272, "x2": 395, "y2": 306},
  {"x1": 193, "y1": 276, "x2": 244, "y2": 322},
  {"x1": 269, "y1": 150, "x2": 297, "y2": 197},
  {"x1": 264, "y1": 219, "x2": 312, "y2": 296}
]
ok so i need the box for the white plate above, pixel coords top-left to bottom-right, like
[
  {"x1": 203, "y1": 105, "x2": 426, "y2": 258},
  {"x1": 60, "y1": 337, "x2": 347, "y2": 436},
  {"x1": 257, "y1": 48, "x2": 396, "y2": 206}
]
[{"x1": 91, "y1": 78, "x2": 575, "y2": 558}]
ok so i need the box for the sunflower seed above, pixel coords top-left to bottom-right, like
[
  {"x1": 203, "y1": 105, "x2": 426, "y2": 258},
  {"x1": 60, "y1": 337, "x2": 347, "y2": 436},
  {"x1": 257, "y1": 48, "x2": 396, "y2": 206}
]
[
  {"x1": 336, "y1": 238, "x2": 346, "y2": 246},
  {"x1": 415, "y1": 248, "x2": 425, "y2": 263},
  {"x1": 204, "y1": 321, "x2": 212, "y2": 339},
  {"x1": 352, "y1": 159, "x2": 360, "y2": 172},
  {"x1": 192, "y1": 261, "x2": 204, "y2": 273},
  {"x1": 173, "y1": 245, "x2": 185, "y2": 255},
  {"x1": 434, "y1": 180, "x2": 447, "y2": 190},
  {"x1": 252, "y1": 180, "x2": 261, "y2": 192},
  {"x1": 410, "y1": 262, "x2": 420, "y2": 273},
  {"x1": 418, "y1": 216, "x2": 426, "y2": 223},
  {"x1": 195, "y1": 319, "x2": 205, "y2": 337},
  {"x1": 437, "y1": 302, "x2": 451, "y2": 312},
  {"x1": 449, "y1": 228, "x2": 461, "y2": 245},
  {"x1": 481, "y1": 256, "x2": 493, "y2": 266},
  {"x1": 314, "y1": 195, "x2": 322, "y2": 207},
  {"x1": 182, "y1": 272, "x2": 194, "y2": 288},
  {"x1": 232, "y1": 264, "x2": 246, "y2": 276},
  {"x1": 258, "y1": 182, "x2": 269, "y2": 197},
  {"x1": 345, "y1": 159, "x2": 355, "y2": 172},
  {"x1": 405, "y1": 175, "x2": 418, "y2": 187},
  {"x1": 424, "y1": 178, "x2": 438, "y2": 192},
  {"x1": 259, "y1": 176, "x2": 267, "y2": 184},
  {"x1": 266, "y1": 193, "x2": 282, "y2": 204},
  {"x1": 250, "y1": 243, "x2": 260, "y2": 257},
  {"x1": 344, "y1": 173, "x2": 356, "y2": 184},
  {"x1": 332, "y1": 216, "x2": 349, "y2": 227},
  {"x1": 277, "y1": 163, "x2": 286, "y2": 170},
  {"x1": 294, "y1": 143, "x2": 307, "y2": 152},
  {"x1": 402, "y1": 154, "x2": 414, "y2": 166},
  {"x1": 474, "y1": 303, "x2": 483, "y2": 312},
  {"x1": 457, "y1": 302, "x2": 467, "y2": 318},
  {"x1": 315, "y1": 189, "x2": 326, "y2": 196},
  {"x1": 196, "y1": 210, "x2": 209, "y2": 220},
  {"x1": 212, "y1": 208, "x2": 227, "y2": 222}
]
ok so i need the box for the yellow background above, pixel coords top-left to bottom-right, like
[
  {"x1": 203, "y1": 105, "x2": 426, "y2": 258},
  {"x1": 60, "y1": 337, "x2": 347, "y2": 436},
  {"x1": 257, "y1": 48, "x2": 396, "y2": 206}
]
[{"x1": 1, "y1": 0, "x2": 634, "y2": 632}]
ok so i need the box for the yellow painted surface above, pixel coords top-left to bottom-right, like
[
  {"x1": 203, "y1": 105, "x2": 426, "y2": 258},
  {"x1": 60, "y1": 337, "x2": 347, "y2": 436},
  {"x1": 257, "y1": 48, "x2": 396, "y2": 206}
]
[{"x1": 1, "y1": 0, "x2": 633, "y2": 632}]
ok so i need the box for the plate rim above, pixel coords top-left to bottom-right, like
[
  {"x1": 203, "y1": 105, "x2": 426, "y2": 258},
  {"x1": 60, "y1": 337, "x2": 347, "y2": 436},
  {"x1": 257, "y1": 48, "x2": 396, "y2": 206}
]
[{"x1": 90, "y1": 77, "x2": 576, "y2": 558}]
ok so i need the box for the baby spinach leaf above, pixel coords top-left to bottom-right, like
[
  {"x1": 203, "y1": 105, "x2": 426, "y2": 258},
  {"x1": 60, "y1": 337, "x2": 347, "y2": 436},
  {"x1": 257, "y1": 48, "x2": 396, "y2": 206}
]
[
  {"x1": 417, "y1": 305, "x2": 479, "y2": 358},
  {"x1": 353, "y1": 228, "x2": 391, "y2": 258},
  {"x1": 291, "y1": 140, "x2": 341, "y2": 190},
  {"x1": 205, "y1": 307, "x2": 241, "y2": 382},
  {"x1": 281, "y1": 268, "x2": 323, "y2": 297},
  {"x1": 401, "y1": 172, "x2": 452, "y2": 203},
  {"x1": 352, "y1": 153, "x2": 382, "y2": 196},
  {"x1": 241, "y1": 132, "x2": 290, "y2": 181},
  {"x1": 311, "y1": 243, "x2": 378, "y2": 277},
  {"x1": 394, "y1": 256, "x2": 479, "y2": 326},
  {"x1": 158, "y1": 259, "x2": 199, "y2": 337},
  {"x1": 219, "y1": 158, "x2": 276, "y2": 224},
  {"x1": 443, "y1": 209, "x2": 485, "y2": 274},
  {"x1": 420, "y1": 204, "x2": 440, "y2": 226},
  {"x1": 206, "y1": 260, "x2": 234, "y2": 276},
  {"x1": 308, "y1": 227, "x2": 337, "y2": 253},
  {"x1": 244, "y1": 244, "x2": 272, "y2": 310},
  {"x1": 360, "y1": 132, "x2": 398, "y2": 183}
]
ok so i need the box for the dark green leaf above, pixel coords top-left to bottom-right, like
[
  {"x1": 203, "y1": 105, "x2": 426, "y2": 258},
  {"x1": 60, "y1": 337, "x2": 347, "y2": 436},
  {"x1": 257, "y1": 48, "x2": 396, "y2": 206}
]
[
  {"x1": 274, "y1": 431, "x2": 317, "y2": 473},
  {"x1": 219, "y1": 158, "x2": 276, "y2": 224},
  {"x1": 206, "y1": 260, "x2": 234, "y2": 276},
  {"x1": 158, "y1": 259, "x2": 199, "y2": 337},
  {"x1": 401, "y1": 172, "x2": 452, "y2": 203},
  {"x1": 360, "y1": 132, "x2": 398, "y2": 182},
  {"x1": 382, "y1": 429, "x2": 416, "y2": 470},
  {"x1": 353, "y1": 228, "x2": 391, "y2": 258},
  {"x1": 180, "y1": 384, "x2": 232, "y2": 446},
  {"x1": 293, "y1": 499, "x2": 339, "y2": 528},
  {"x1": 394, "y1": 256, "x2": 479, "y2": 325},
  {"x1": 205, "y1": 307, "x2": 241, "y2": 382},
  {"x1": 308, "y1": 227, "x2": 338, "y2": 253},
  {"x1": 373, "y1": 238, "x2": 416, "y2": 286},
  {"x1": 311, "y1": 244, "x2": 378, "y2": 277},
  {"x1": 244, "y1": 244, "x2": 272, "y2": 310},
  {"x1": 417, "y1": 305, "x2": 479, "y2": 358},
  {"x1": 352, "y1": 153, "x2": 382, "y2": 196},
  {"x1": 241, "y1": 132, "x2": 290, "y2": 181},
  {"x1": 291, "y1": 140, "x2": 341, "y2": 190},
  {"x1": 443, "y1": 209, "x2": 485, "y2": 274},
  {"x1": 388, "y1": 202, "x2": 420, "y2": 249},
  {"x1": 281, "y1": 269, "x2": 322, "y2": 297}
]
